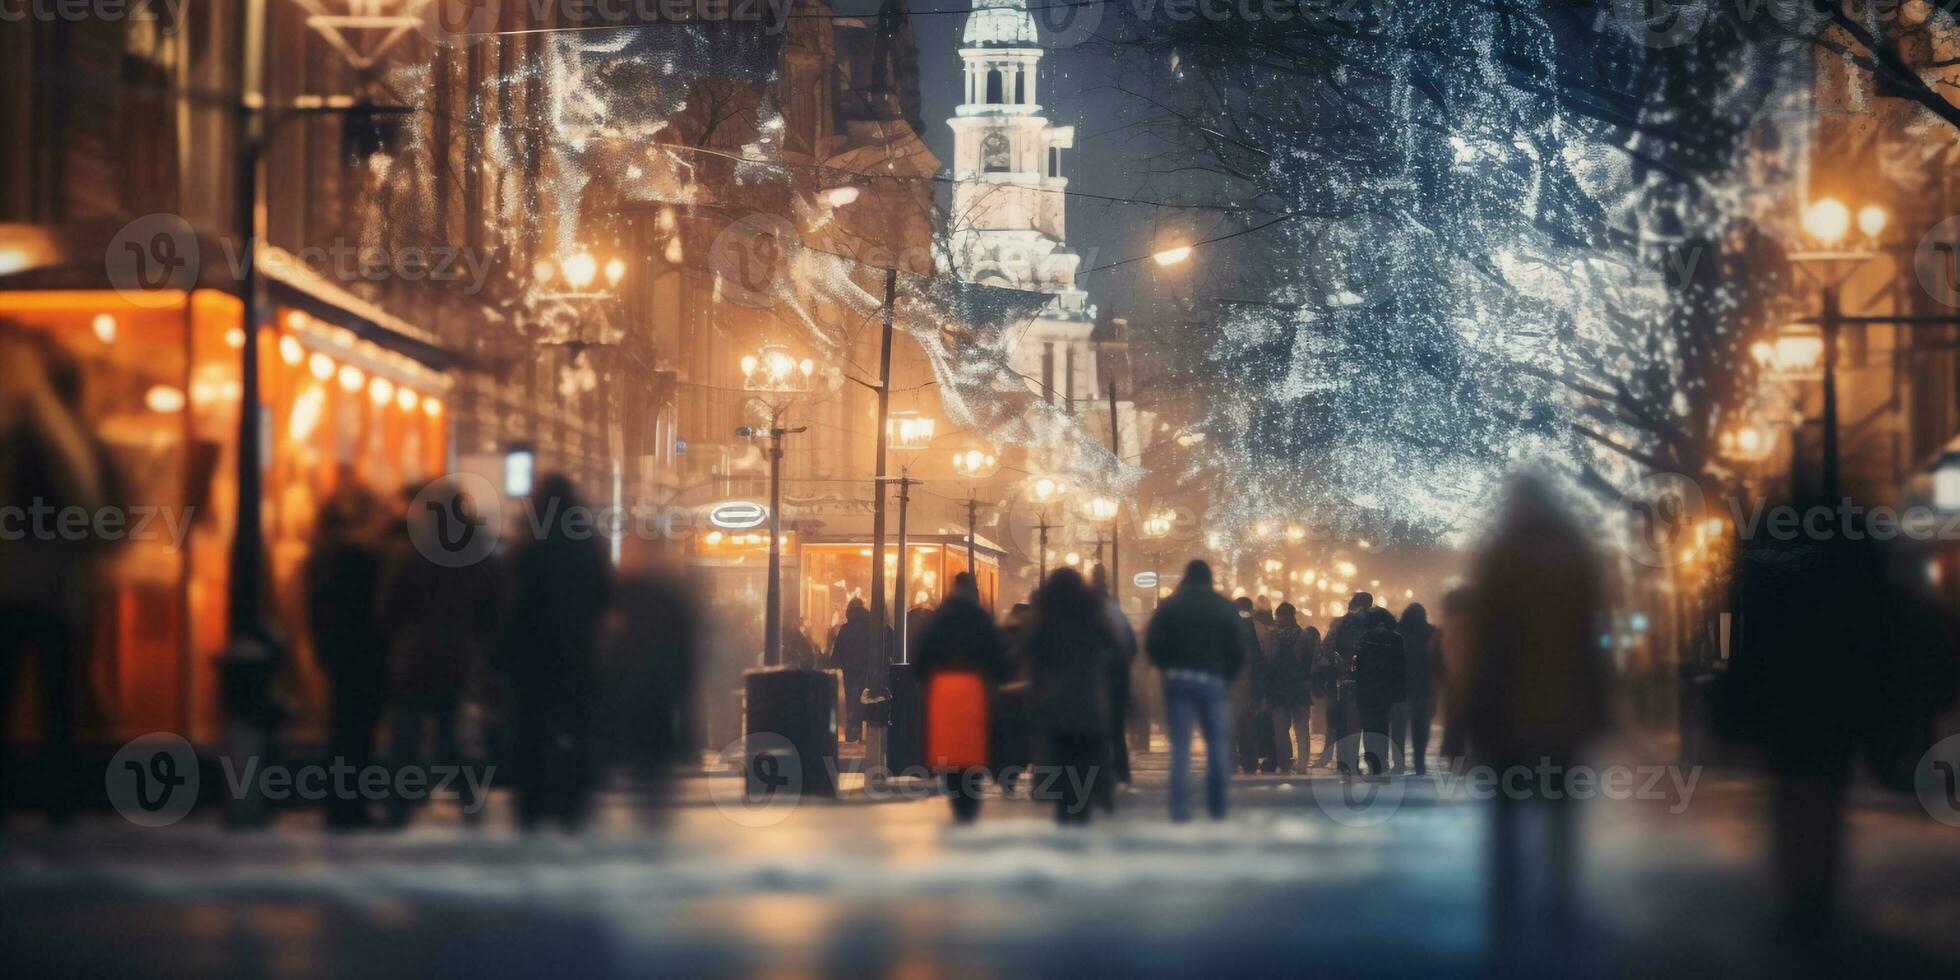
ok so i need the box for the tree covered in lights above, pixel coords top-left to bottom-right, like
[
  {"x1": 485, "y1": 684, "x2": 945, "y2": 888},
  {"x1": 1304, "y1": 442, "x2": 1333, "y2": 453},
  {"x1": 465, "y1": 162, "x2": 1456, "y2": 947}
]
[{"x1": 1087, "y1": 1, "x2": 1830, "y2": 541}]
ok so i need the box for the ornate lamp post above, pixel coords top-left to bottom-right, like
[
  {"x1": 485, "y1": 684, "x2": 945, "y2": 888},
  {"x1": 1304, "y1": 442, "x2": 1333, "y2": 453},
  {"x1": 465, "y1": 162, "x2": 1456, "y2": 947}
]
[
  {"x1": 884, "y1": 410, "x2": 934, "y2": 665},
  {"x1": 950, "y1": 444, "x2": 999, "y2": 566}
]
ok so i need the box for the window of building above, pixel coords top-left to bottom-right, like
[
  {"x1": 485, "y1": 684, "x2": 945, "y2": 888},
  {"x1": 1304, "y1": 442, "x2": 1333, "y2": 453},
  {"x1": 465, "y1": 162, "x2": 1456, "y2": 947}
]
[
  {"x1": 986, "y1": 68, "x2": 1003, "y2": 104},
  {"x1": 1048, "y1": 146, "x2": 1060, "y2": 177},
  {"x1": 1041, "y1": 342, "x2": 1055, "y2": 405},
  {"x1": 1015, "y1": 69, "x2": 1025, "y2": 105}
]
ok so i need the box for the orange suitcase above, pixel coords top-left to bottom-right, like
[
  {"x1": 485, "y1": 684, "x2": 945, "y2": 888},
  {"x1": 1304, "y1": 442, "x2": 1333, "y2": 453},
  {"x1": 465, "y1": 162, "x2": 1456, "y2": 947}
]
[{"x1": 925, "y1": 671, "x2": 990, "y2": 771}]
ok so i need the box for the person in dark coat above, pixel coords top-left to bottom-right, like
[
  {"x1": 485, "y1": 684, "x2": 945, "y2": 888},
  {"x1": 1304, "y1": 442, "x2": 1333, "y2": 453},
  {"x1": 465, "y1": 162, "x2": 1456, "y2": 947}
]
[
  {"x1": 1144, "y1": 560, "x2": 1246, "y2": 821},
  {"x1": 1391, "y1": 603, "x2": 1442, "y2": 775},
  {"x1": 1090, "y1": 564, "x2": 1137, "y2": 796},
  {"x1": 1230, "y1": 595, "x2": 1263, "y2": 773},
  {"x1": 1351, "y1": 606, "x2": 1406, "y2": 778},
  {"x1": 1721, "y1": 493, "x2": 1956, "y2": 940},
  {"x1": 499, "y1": 474, "x2": 611, "y2": 831},
  {"x1": 306, "y1": 482, "x2": 389, "y2": 829},
  {"x1": 1023, "y1": 568, "x2": 1120, "y2": 825},
  {"x1": 605, "y1": 562, "x2": 701, "y2": 812},
  {"x1": 1318, "y1": 592, "x2": 1375, "y2": 772},
  {"x1": 378, "y1": 477, "x2": 506, "y2": 826},
  {"x1": 915, "y1": 572, "x2": 1010, "y2": 822},
  {"x1": 1267, "y1": 608, "x2": 1314, "y2": 774},
  {"x1": 827, "y1": 598, "x2": 887, "y2": 743},
  {"x1": 1451, "y1": 473, "x2": 1607, "y2": 969}
]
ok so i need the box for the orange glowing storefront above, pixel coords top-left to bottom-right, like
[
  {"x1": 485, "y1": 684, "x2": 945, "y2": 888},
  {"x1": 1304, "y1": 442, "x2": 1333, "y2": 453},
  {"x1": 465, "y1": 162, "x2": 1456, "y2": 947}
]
[
  {"x1": 2, "y1": 237, "x2": 451, "y2": 746},
  {"x1": 687, "y1": 507, "x2": 1002, "y2": 655}
]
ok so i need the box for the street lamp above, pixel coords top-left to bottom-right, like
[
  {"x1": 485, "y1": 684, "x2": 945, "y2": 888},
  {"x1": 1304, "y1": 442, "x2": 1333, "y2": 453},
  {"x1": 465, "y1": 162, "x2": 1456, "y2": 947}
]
[
  {"x1": 1025, "y1": 475, "x2": 1068, "y2": 580},
  {"x1": 881, "y1": 410, "x2": 934, "y2": 665},
  {"x1": 1153, "y1": 244, "x2": 1193, "y2": 266},
  {"x1": 950, "y1": 444, "x2": 999, "y2": 567},
  {"x1": 1787, "y1": 196, "x2": 1887, "y2": 500},
  {"x1": 740, "y1": 342, "x2": 813, "y2": 668}
]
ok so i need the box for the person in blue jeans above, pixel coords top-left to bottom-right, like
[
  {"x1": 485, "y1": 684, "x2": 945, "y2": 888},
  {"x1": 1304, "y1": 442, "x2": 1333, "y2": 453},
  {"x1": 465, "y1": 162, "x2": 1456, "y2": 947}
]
[{"x1": 1144, "y1": 560, "x2": 1249, "y2": 821}]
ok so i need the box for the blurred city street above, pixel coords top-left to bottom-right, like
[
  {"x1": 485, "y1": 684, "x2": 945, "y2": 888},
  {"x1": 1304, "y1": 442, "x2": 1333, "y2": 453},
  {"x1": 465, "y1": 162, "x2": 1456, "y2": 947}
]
[{"x1": 6, "y1": 740, "x2": 1959, "y2": 978}]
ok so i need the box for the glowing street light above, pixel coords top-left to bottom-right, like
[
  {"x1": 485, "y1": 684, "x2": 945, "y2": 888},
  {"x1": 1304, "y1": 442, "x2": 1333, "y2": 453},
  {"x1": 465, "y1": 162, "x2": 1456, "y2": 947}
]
[
  {"x1": 1084, "y1": 495, "x2": 1120, "y2": 522},
  {"x1": 741, "y1": 342, "x2": 816, "y2": 393},
  {"x1": 1152, "y1": 244, "x2": 1193, "y2": 266},
  {"x1": 951, "y1": 446, "x2": 998, "y2": 479},
  {"x1": 1801, "y1": 197, "x2": 1850, "y2": 247},
  {"x1": 886, "y1": 410, "x2": 936, "y2": 451}
]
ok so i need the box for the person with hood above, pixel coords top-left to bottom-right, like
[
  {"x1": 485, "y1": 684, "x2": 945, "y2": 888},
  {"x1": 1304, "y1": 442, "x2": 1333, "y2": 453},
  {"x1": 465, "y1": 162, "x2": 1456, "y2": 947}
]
[
  {"x1": 499, "y1": 474, "x2": 612, "y2": 830},
  {"x1": 827, "y1": 598, "x2": 885, "y2": 743},
  {"x1": 1089, "y1": 564, "x2": 1138, "y2": 794},
  {"x1": 1351, "y1": 606, "x2": 1406, "y2": 778},
  {"x1": 914, "y1": 572, "x2": 1010, "y2": 822},
  {"x1": 1391, "y1": 602, "x2": 1443, "y2": 775},
  {"x1": 379, "y1": 477, "x2": 506, "y2": 826},
  {"x1": 1259, "y1": 602, "x2": 1302, "y2": 772},
  {"x1": 1317, "y1": 592, "x2": 1376, "y2": 772},
  {"x1": 306, "y1": 482, "x2": 389, "y2": 829},
  {"x1": 1023, "y1": 568, "x2": 1120, "y2": 824},
  {"x1": 1267, "y1": 608, "x2": 1316, "y2": 774},
  {"x1": 1144, "y1": 560, "x2": 1246, "y2": 821}
]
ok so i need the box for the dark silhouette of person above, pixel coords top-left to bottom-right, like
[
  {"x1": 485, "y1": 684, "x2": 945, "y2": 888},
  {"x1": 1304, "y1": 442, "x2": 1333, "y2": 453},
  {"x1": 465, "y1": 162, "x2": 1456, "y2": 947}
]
[
  {"x1": 0, "y1": 327, "x2": 119, "y2": 826},
  {"x1": 1722, "y1": 491, "x2": 1956, "y2": 941},
  {"x1": 1023, "y1": 568, "x2": 1120, "y2": 825},
  {"x1": 1089, "y1": 564, "x2": 1137, "y2": 799},
  {"x1": 1351, "y1": 607, "x2": 1405, "y2": 778},
  {"x1": 605, "y1": 560, "x2": 701, "y2": 819},
  {"x1": 1450, "y1": 473, "x2": 1607, "y2": 969},
  {"x1": 379, "y1": 477, "x2": 505, "y2": 826},
  {"x1": 1230, "y1": 595, "x2": 1263, "y2": 773},
  {"x1": 498, "y1": 473, "x2": 611, "y2": 831},
  {"x1": 1267, "y1": 605, "x2": 1313, "y2": 774},
  {"x1": 1392, "y1": 602, "x2": 1442, "y2": 775},
  {"x1": 827, "y1": 598, "x2": 886, "y2": 743},
  {"x1": 1319, "y1": 592, "x2": 1376, "y2": 772},
  {"x1": 914, "y1": 572, "x2": 1009, "y2": 822},
  {"x1": 1144, "y1": 560, "x2": 1245, "y2": 821},
  {"x1": 305, "y1": 482, "x2": 388, "y2": 829}
]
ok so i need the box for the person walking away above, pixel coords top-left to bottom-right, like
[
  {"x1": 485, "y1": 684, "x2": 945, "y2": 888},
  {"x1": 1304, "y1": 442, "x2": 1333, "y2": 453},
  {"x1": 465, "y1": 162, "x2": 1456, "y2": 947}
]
[
  {"x1": 991, "y1": 600, "x2": 1035, "y2": 793},
  {"x1": 1144, "y1": 560, "x2": 1245, "y2": 821},
  {"x1": 498, "y1": 474, "x2": 611, "y2": 831},
  {"x1": 1230, "y1": 596, "x2": 1263, "y2": 774},
  {"x1": 1451, "y1": 473, "x2": 1607, "y2": 972},
  {"x1": 1269, "y1": 612, "x2": 1316, "y2": 774},
  {"x1": 1392, "y1": 603, "x2": 1442, "y2": 775},
  {"x1": 380, "y1": 477, "x2": 505, "y2": 826},
  {"x1": 306, "y1": 483, "x2": 389, "y2": 829},
  {"x1": 1023, "y1": 569, "x2": 1119, "y2": 825},
  {"x1": 1260, "y1": 603, "x2": 1303, "y2": 772},
  {"x1": 1090, "y1": 564, "x2": 1137, "y2": 799},
  {"x1": 914, "y1": 573, "x2": 1010, "y2": 823},
  {"x1": 604, "y1": 541, "x2": 702, "y2": 819},
  {"x1": 1351, "y1": 607, "x2": 1405, "y2": 778},
  {"x1": 0, "y1": 329, "x2": 118, "y2": 826},
  {"x1": 826, "y1": 598, "x2": 884, "y2": 743},
  {"x1": 1318, "y1": 592, "x2": 1375, "y2": 772}
]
